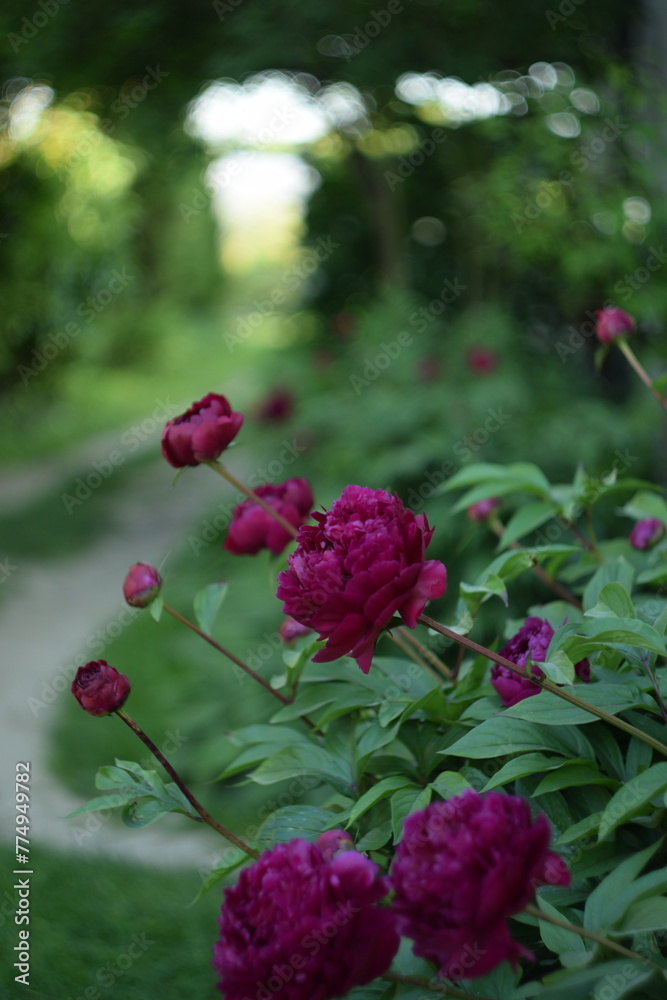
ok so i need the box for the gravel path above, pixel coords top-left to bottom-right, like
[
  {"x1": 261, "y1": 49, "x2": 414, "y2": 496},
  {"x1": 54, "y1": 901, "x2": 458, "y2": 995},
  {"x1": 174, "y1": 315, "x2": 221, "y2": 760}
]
[{"x1": 0, "y1": 433, "x2": 232, "y2": 869}]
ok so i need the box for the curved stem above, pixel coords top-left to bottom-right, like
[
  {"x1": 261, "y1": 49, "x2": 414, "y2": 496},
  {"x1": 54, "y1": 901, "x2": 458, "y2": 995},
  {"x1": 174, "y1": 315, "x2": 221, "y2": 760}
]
[
  {"x1": 388, "y1": 629, "x2": 442, "y2": 681},
  {"x1": 398, "y1": 626, "x2": 453, "y2": 679},
  {"x1": 116, "y1": 709, "x2": 259, "y2": 858},
  {"x1": 163, "y1": 602, "x2": 290, "y2": 705},
  {"x1": 383, "y1": 972, "x2": 495, "y2": 999},
  {"x1": 525, "y1": 903, "x2": 661, "y2": 969},
  {"x1": 617, "y1": 338, "x2": 667, "y2": 412},
  {"x1": 418, "y1": 613, "x2": 667, "y2": 757},
  {"x1": 489, "y1": 516, "x2": 582, "y2": 609},
  {"x1": 208, "y1": 460, "x2": 299, "y2": 537}
]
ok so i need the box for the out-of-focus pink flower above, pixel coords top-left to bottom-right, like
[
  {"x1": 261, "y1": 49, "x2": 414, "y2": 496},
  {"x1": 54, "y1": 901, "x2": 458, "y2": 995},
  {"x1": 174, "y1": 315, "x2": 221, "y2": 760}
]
[
  {"x1": 491, "y1": 616, "x2": 589, "y2": 706},
  {"x1": 255, "y1": 387, "x2": 295, "y2": 424},
  {"x1": 279, "y1": 617, "x2": 313, "y2": 644},
  {"x1": 213, "y1": 838, "x2": 399, "y2": 1000},
  {"x1": 315, "y1": 829, "x2": 355, "y2": 861},
  {"x1": 595, "y1": 307, "x2": 635, "y2": 343},
  {"x1": 467, "y1": 497, "x2": 500, "y2": 522},
  {"x1": 161, "y1": 393, "x2": 243, "y2": 467},
  {"x1": 466, "y1": 346, "x2": 498, "y2": 375},
  {"x1": 390, "y1": 791, "x2": 569, "y2": 979},
  {"x1": 416, "y1": 355, "x2": 443, "y2": 383},
  {"x1": 224, "y1": 479, "x2": 313, "y2": 557},
  {"x1": 71, "y1": 661, "x2": 131, "y2": 717},
  {"x1": 277, "y1": 485, "x2": 447, "y2": 673},
  {"x1": 629, "y1": 517, "x2": 665, "y2": 551}
]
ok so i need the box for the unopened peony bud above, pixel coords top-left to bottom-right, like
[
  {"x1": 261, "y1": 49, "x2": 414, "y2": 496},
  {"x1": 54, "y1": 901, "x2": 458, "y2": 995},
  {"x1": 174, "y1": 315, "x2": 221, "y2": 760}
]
[
  {"x1": 467, "y1": 497, "x2": 500, "y2": 522},
  {"x1": 629, "y1": 517, "x2": 665, "y2": 550},
  {"x1": 315, "y1": 829, "x2": 355, "y2": 861},
  {"x1": 595, "y1": 307, "x2": 635, "y2": 343},
  {"x1": 123, "y1": 563, "x2": 162, "y2": 607},
  {"x1": 278, "y1": 617, "x2": 312, "y2": 644},
  {"x1": 71, "y1": 660, "x2": 131, "y2": 716}
]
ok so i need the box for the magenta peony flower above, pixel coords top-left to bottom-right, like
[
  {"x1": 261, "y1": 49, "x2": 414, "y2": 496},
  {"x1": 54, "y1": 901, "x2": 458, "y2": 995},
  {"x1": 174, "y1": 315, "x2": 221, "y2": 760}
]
[
  {"x1": 279, "y1": 617, "x2": 313, "y2": 644},
  {"x1": 71, "y1": 660, "x2": 131, "y2": 717},
  {"x1": 276, "y1": 485, "x2": 447, "y2": 673},
  {"x1": 491, "y1": 616, "x2": 589, "y2": 707},
  {"x1": 224, "y1": 479, "x2": 314, "y2": 556},
  {"x1": 390, "y1": 791, "x2": 570, "y2": 979},
  {"x1": 213, "y1": 838, "x2": 399, "y2": 1000},
  {"x1": 122, "y1": 563, "x2": 162, "y2": 608},
  {"x1": 466, "y1": 497, "x2": 500, "y2": 522},
  {"x1": 629, "y1": 517, "x2": 665, "y2": 551},
  {"x1": 161, "y1": 393, "x2": 243, "y2": 467},
  {"x1": 595, "y1": 307, "x2": 635, "y2": 343}
]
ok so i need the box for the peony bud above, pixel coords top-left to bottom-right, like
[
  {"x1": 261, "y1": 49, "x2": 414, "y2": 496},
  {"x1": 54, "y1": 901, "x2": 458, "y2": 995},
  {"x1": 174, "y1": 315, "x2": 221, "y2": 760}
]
[
  {"x1": 278, "y1": 617, "x2": 312, "y2": 644},
  {"x1": 71, "y1": 660, "x2": 131, "y2": 716},
  {"x1": 629, "y1": 517, "x2": 665, "y2": 551},
  {"x1": 123, "y1": 563, "x2": 162, "y2": 608},
  {"x1": 315, "y1": 829, "x2": 356, "y2": 861},
  {"x1": 595, "y1": 307, "x2": 635, "y2": 343},
  {"x1": 466, "y1": 346, "x2": 498, "y2": 375},
  {"x1": 467, "y1": 497, "x2": 500, "y2": 522}
]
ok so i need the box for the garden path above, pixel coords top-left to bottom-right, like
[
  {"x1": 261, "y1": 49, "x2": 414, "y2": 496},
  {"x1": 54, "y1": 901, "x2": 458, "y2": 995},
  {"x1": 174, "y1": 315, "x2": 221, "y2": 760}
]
[{"x1": 0, "y1": 429, "x2": 230, "y2": 869}]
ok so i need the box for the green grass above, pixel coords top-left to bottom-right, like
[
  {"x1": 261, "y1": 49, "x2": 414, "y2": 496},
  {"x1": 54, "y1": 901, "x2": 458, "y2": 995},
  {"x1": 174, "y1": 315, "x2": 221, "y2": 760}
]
[{"x1": 1, "y1": 842, "x2": 221, "y2": 999}]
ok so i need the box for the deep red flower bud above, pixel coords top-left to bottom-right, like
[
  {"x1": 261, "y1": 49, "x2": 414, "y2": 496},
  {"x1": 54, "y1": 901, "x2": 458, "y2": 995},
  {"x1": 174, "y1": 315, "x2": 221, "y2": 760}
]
[
  {"x1": 224, "y1": 478, "x2": 314, "y2": 556},
  {"x1": 391, "y1": 791, "x2": 570, "y2": 979},
  {"x1": 71, "y1": 660, "x2": 131, "y2": 717},
  {"x1": 315, "y1": 829, "x2": 356, "y2": 861},
  {"x1": 629, "y1": 517, "x2": 665, "y2": 550},
  {"x1": 254, "y1": 386, "x2": 295, "y2": 424},
  {"x1": 467, "y1": 497, "x2": 500, "y2": 522},
  {"x1": 595, "y1": 307, "x2": 635, "y2": 343},
  {"x1": 161, "y1": 393, "x2": 243, "y2": 467},
  {"x1": 122, "y1": 563, "x2": 162, "y2": 608}
]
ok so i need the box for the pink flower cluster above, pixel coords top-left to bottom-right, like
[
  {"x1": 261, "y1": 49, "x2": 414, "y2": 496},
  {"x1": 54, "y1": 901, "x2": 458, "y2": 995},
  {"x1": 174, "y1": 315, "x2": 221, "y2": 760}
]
[
  {"x1": 213, "y1": 792, "x2": 569, "y2": 994},
  {"x1": 491, "y1": 616, "x2": 590, "y2": 707},
  {"x1": 225, "y1": 479, "x2": 313, "y2": 556}
]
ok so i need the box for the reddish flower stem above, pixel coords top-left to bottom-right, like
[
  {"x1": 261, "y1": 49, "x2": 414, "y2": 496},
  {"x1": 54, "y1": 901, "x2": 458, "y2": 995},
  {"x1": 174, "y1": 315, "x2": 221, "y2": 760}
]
[
  {"x1": 418, "y1": 613, "x2": 667, "y2": 757},
  {"x1": 488, "y1": 516, "x2": 582, "y2": 609},
  {"x1": 388, "y1": 629, "x2": 443, "y2": 682},
  {"x1": 116, "y1": 708, "x2": 258, "y2": 858},
  {"x1": 397, "y1": 626, "x2": 453, "y2": 679},
  {"x1": 163, "y1": 602, "x2": 291, "y2": 706},
  {"x1": 617, "y1": 338, "x2": 667, "y2": 412},
  {"x1": 208, "y1": 460, "x2": 299, "y2": 537}
]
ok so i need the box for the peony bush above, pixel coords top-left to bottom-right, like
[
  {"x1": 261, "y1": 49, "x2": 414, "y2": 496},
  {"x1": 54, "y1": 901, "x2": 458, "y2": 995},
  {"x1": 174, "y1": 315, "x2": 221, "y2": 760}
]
[{"x1": 69, "y1": 324, "x2": 667, "y2": 999}]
